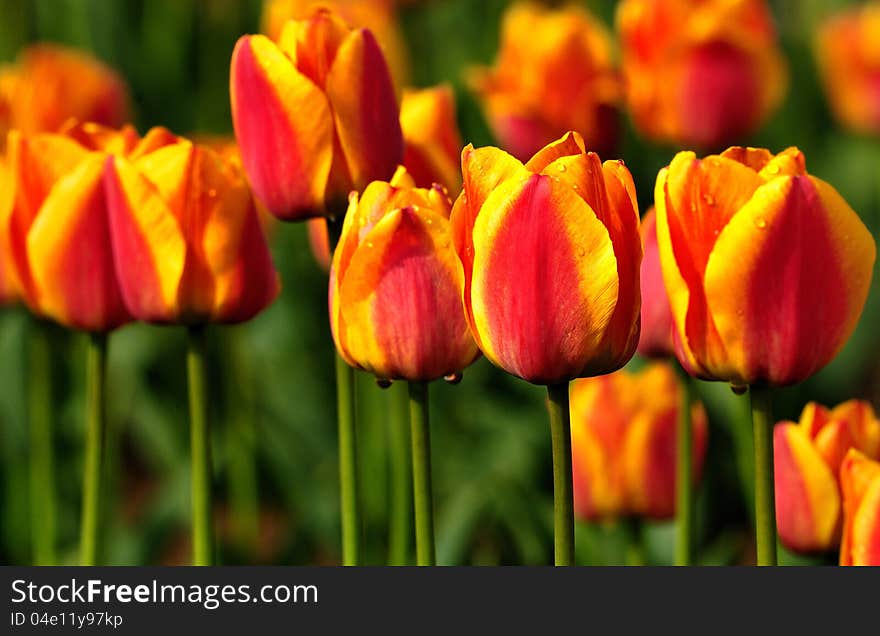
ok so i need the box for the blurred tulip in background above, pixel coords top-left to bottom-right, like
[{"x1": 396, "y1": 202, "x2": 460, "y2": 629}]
[
  {"x1": 839, "y1": 449, "x2": 880, "y2": 565},
  {"x1": 636, "y1": 207, "x2": 674, "y2": 359}
]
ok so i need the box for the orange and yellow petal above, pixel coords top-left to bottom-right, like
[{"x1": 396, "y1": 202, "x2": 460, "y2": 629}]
[
  {"x1": 839, "y1": 449, "x2": 880, "y2": 565},
  {"x1": 400, "y1": 85, "x2": 463, "y2": 193}
]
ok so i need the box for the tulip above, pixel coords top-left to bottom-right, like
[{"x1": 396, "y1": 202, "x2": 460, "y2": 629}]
[
  {"x1": 103, "y1": 137, "x2": 281, "y2": 325},
  {"x1": 655, "y1": 146, "x2": 875, "y2": 388},
  {"x1": 839, "y1": 449, "x2": 880, "y2": 566},
  {"x1": 570, "y1": 362, "x2": 708, "y2": 521},
  {"x1": 452, "y1": 131, "x2": 641, "y2": 386},
  {"x1": 774, "y1": 401, "x2": 880, "y2": 553},
  {"x1": 816, "y1": 4, "x2": 880, "y2": 135},
  {"x1": 637, "y1": 208, "x2": 674, "y2": 358},
  {"x1": 0, "y1": 44, "x2": 129, "y2": 145},
  {"x1": 400, "y1": 85, "x2": 463, "y2": 194},
  {"x1": 617, "y1": 0, "x2": 787, "y2": 148},
  {"x1": 330, "y1": 166, "x2": 477, "y2": 382},
  {"x1": 0, "y1": 158, "x2": 17, "y2": 305},
  {"x1": 469, "y1": 2, "x2": 620, "y2": 161},
  {"x1": 261, "y1": 0, "x2": 409, "y2": 87},
  {"x1": 230, "y1": 7, "x2": 403, "y2": 220},
  {"x1": 451, "y1": 131, "x2": 641, "y2": 564}
]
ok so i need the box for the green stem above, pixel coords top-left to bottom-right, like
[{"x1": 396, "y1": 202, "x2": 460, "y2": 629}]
[
  {"x1": 675, "y1": 375, "x2": 694, "y2": 566},
  {"x1": 408, "y1": 381, "x2": 435, "y2": 565},
  {"x1": 621, "y1": 517, "x2": 646, "y2": 566},
  {"x1": 388, "y1": 381, "x2": 411, "y2": 565},
  {"x1": 751, "y1": 386, "x2": 777, "y2": 566},
  {"x1": 546, "y1": 383, "x2": 574, "y2": 566},
  {"x1": 29, "y1": 321, "x2": 55, "y2": 565},
  {"x1": 79, "y1": 332, "x2": 107, "y2": 566},
  {"x1": 187, "y1": 324, "x2": 214, "y2": 566}
]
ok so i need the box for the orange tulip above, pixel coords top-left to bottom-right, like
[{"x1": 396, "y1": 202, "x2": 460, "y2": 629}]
[
  {"x1": 261, "y1": 0, "x2": 409, "y2": 87},
  {"x1": 103, "y1": 135, "x2": 280, "y2": 325},
  {"x1": 230, "y1": 7, "x2": 403, "y2": 221},
  {"x1": 329, "y1": 166, "x2": 478, "y2": 382},
  {"x1": 617, "y1": 0, "x2": 786, "y2": 148},
  {"x1": 0, "y1": 44, "x2": 129, "y2": 145},
  {"x1": 469, "y1": 2, "x2": 620, "y2": 161},
  {"x1": 0, "y1": 158, "x2": 17, "y2": 305},
  {"x1": 839, "y1": 449, "x2": 880, "y2": 565},
  {"x1": 400, "y1": 85, "x2": 463, "y2": 194},
  {"x1": 816, "y1": 3, "x2": 880, "y2": 135},
  {"x1": 637, "y1": 207, "x2": 674, "y2": 358},
  {"x1": 450, "y1": 132, "x2": 641, "y2": 385},
  {"x1": 654, "y1": 146, "x2": 875, "y2": 387},
  {"x1": 1, "y1": 122, "x2": 170, "y2": 331},
  {"x1": 774, "y1": 401, "x2": 880, "y2": 553},
  {"x1": 570, "y1": 362, "x2": 708, "y2": 520}
]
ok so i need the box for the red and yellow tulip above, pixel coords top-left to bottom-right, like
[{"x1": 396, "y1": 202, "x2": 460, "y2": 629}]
[
  {"x1": 654, "y1": 146, "x2": 875, "y2": 387},
  {"x1": 637, "y1": 207, "x2": 674, "y2": 358},
  {"x1": 400, "y1": 85, "x2": 463, "y2": 194},
  {"x1": 839, "y1": 449, "x2": 880, "y2": 565},
  {"x1": 774, "y1": 401, "x2": 880, "y2": 553},
  {"x1": 450, "y1": 132, "x2": 641, "y2": 385},
  {"x1": 330, "y1": 166, "x2": 478, "y2": 381},
  {"x1": 1, "y1": 122, "x2": 170, "y2": 331},
  {"x1": 617, "y1": 0, "x2": 786, "y2": 148},
  {"x1": 816, "y1": 3, "x2": 880, "y2": 135},
  {"x1": 0, "y1": 44, "x2": 129, "y2": 146},
  {"x1": 0, "y1": 158, "x2": 17, "y2": 305},
  {"x1": 230, "y1": 7, "x2": 403, "y2": 220},
  {"x1": 469, "y1": 2, "x2": 620, "y2": 161},
  {"x1": 104, "y1": 135, "x2": 280, "y2": 325},
  {"x1": 570, "y1": 362, "x2": 708, "y2": 520}
]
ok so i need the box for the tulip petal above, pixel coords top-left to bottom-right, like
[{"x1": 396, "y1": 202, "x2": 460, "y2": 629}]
[
  {"x1": 774, "y1": 423, "x2": 840, "y2": 552},
  {"x1": 840, "y1": 450, "x2": 880, "y2": 565},
  {"x1": 26, "y1": 154, "x2": 130, "y2": 330},
  {"x1": 470, "y1": 172, "x2": 618, "y2": 383},
  {"x1": 704, "y1": 175, "x2": 875, "y2": 385},
  {"x1": 523, "y1": 131, "x2": 585, "y2": 172},
  {"x1": 230, "y1": 34, "x2": 333, "y2": 219},
  {"x1": 325, "y1": 28, "x2": 403, "y2": 192}
]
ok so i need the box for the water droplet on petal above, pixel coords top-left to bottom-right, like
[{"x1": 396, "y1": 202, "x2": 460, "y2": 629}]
[
  {"x1": 730, "y1": 383, "x2": 748, "y2": 396},
  {"x1": 754, "y1": 218, "x2": 767, "y2": 229},
  {"x1": 376, "y1": 378, "x2": 392, "y2": 389},
  {"x1": 444, "y1": 372, "x2": 463, "y2": 385},
  {"x1": 558, "y1": 164, "x2": 567, "y2": 172},
  {"x1": 702, "y1": 193, "x2": 715, "y2": 206},
  {"x1": 577, "y1": 246, "x2": 586, "y2": 257},
  {"x1": 208, "y1": 188, "x2": 217, "y2": 198},
  {"x1": 366, "y1": 241, "x2": 374, "y2": 248}
]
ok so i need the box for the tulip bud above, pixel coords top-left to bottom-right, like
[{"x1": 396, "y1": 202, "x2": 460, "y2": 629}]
[
  {"x1": 839, "y1": 449, "x2": 880, "y2": 565},
  {"x1": 570, "y1": 361, "x2": 708, "y2": 520},
  {"x1": 637, "y1": 207, "x2": 674, "y2": 358},
  {"x1": 230, "y1": 7, "x2": 403, "y2": 220},
  {"x1": 450, "y1": 132, "x2": 641, "y2": 385},
  {"x1": 400, "y1": 85, "x2": 463, "y2": 194},
  {"x1": 654, "y1": 146, "x2": 875, "y2": 386},
  {"x1": 617, "y1": 0, "x2": 786, "y2": 148},
  {"x1": 774, "y1": 400, "x2": 880, "y2": 553},
  {"x1": 0, "y1": 44, "x2": 129, "y2": 144},
  {"x1": 1, "y1": 123, "x2": 151, "y2": 331},
  {"x1": 469, "y1": 2, "x2": 620, "y2": 161},
  {"x1": 103, "y1": 137, "x2": 280, "y2": 325},
  {"x1": 329, "y1": 166, "x2": 478, "y2": 382}
]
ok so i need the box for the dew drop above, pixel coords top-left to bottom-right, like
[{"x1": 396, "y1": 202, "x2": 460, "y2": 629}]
[
  {"x1": 754, "y1": 218, "x2": 767, "y2": 229},
  {"x1": 444, "y1": 372, "x2": 463, "y2": 385},
  {"x1": 702, "y1": 193, "x2": 715, "y2": 206},
  {"x1": 376, "y1": 378, "x2": 392, "y2": 389},
  {"x1": 366, "y1": 241, "x2": 374, "y2": 248},
  {"x1": 208, "y1": 188, "x2": 217, "y2": 198},
  {"x1": 577, "y1": 246, "x2": 586, "y2": 257},
  {"x1": 558, "y1": 164, "x2": 567, "y2": 173},
  {"x1": 730, "y1": 383, "x2": 748, "y2": 396}
]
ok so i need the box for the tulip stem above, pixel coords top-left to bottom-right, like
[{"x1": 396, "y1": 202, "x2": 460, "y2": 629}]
[
  {"x1": 388, "y1": 381, "x2": 412, "y2": 565},
  {"x1": 546, "y1": 383, "x2": 575, "y2": 566},
  {"x1": 408, "y1": 381, "x2": 435, "y2": 566},
  {"x1": 79, "y1": 332, "x2": 107, "y2": 566},
  {"x1": 675, "y1": 375, "x2": 694, "y2": 566},
  {"x1": 29, "y1": 321, "x2": 56, "y2": 565},
  {"x1": 187, "y1": 324, "x2": 214, "y2": 566},
  {"x1": 751, "y1": 385, "x2": 777, "y2": 566}
]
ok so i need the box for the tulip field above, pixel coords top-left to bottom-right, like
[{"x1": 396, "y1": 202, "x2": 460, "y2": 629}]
[{"x1": 2, "y1": 0, "x2": 880, "y2": 568}]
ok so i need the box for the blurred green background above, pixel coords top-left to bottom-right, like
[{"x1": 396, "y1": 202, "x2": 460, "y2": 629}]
[{"x1": 0, "y1": 0, "x2": 878, "y2": 566}]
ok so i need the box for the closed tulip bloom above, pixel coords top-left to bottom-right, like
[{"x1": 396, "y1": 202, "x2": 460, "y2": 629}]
[
  {"x1": 839, "y1": 449, "x2": 880, "y2": 565},
  {"x1": 1, "y1": 122, "x2": 168, "y2": 331},
  {"x1": 330, "y1": 166, "x2": 478, "y2": 382},
  {"x1": 774, "y1": 401, "x2": 880, "y2": 553},
  {"x1": 655, "y1": 146, "x2": 875, "y2": 387},
  {"x1": 230, "y1": 7, "x2": 403, "y2": 220},
  {"x1": 0, "y1": 44, "x2": 129, "y2": 144},
  {"x1": 570, "y1": 362, "x2": 708, "y2": 520},
  {"x1": 450, "y1": 132, "x2": 641, "y2": 385},
  {"x1": 400, "y1": 85, "x2": 463, "y2": 194},
  {"x1": 104, "y1": 136, "x2": 280, "y2": 325},
  {"x1": 637, "y1": 207, "x2": 674, "y2": 358},
  {"x1": 816, "y1": 3, "x2": 880, "y2": 135},
  {"x1": 618, "y1": 0, "x2": 786, "y2": 148},
  {"x1": 469, "y1": 2, "x2": 620, "y2": 161}
]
